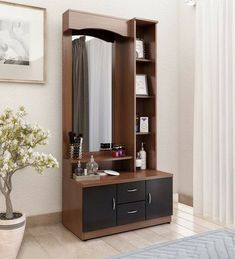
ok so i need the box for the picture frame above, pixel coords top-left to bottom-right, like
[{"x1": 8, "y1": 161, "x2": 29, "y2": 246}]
[
  {"x1": 136, "y1": 39, "x2": 145, "y2": 59},
  {"x1": 136, "y1": 74, "x2": 148, "y2": 96},
  {"x1": 140, "y1": 117, "x2": 149, "y2": 133},
  {"x1": 0, "y1": 1, "x2": 46, "y2": 84}
]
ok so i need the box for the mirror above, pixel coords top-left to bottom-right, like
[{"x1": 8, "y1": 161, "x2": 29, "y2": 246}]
[{"x1": 72, "y1": 35, "x2": 112, "y2": 152}]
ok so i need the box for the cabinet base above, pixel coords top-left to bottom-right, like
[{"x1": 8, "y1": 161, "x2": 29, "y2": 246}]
[{"x1": 76, "y1": 216, "x2": 171, "y2": 240}]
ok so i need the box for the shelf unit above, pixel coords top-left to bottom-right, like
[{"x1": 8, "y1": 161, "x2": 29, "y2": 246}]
[{"x1": 130, "y1": 18, "x2": 157, "y2": 170}]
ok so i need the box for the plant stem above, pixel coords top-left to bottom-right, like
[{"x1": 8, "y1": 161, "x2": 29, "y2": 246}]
[{"x1": 5, "y1": 192, "x2": 13, "y2": 219}]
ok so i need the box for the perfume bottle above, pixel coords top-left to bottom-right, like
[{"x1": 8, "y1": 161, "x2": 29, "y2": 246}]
[
  {"x1": 136, "y1": 152, "x2": 142, "y2": 170},
  {"x1": 136, "y1": 113, "x2": 140, "y2": 132},
  {"x1": 86, "y1": 155, "x2": 99, "y2": 175},
  {"x1": 139, "y1": 142, "x2": 146, "y2": 170},
  {"x1": 74, "y1": 160, "x2": 83, "y2": 176}
]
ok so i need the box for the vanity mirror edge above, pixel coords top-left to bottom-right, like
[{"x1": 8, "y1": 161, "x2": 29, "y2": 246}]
[{"x1": 62, "y1": 9, "x2": 173, "y2": 241}]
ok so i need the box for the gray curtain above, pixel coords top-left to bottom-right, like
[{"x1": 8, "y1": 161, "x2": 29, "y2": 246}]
[{"x1": 72, "y1": 37, "x2": 89, "y2": 151}]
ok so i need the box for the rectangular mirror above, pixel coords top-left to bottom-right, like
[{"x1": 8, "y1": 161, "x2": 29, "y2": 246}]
[{"x1": 72, "y1": 35, "x2": 112, "y2": 152}]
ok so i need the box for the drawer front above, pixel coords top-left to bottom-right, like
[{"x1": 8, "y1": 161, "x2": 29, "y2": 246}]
[
  {"x1": 117, "y1": 181, "x2": 145, "y2": 204},
  {"x1": 117, "y1": 201, "x2": 145, "y2": 225}
]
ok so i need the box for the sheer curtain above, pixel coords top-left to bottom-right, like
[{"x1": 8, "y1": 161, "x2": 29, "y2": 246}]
[
  {"x1": 86, "y1": 38, "x2": 112, "y2": 151},
  {"x1": 194, "y1": 0, "x2": 235, "y2": 224}
]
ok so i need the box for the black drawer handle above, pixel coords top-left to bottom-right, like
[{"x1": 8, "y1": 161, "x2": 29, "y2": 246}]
[
  {"x1": 148, "y1": 193, "x2": 152, "y2": 204},
  {"x1": 127, "y1": 188, "x2": 138, "y2": 192},
  {"x1": 128, "y1": 210, "x2": 138, "y2": 214},
  {"x1": 112, "y1": 197, "x2": 116, "y2": 210}
]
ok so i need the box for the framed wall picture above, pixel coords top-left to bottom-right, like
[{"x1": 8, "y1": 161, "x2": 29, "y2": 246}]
[
  {"x1": 0, "y1": 1, "x2": 46, "y2": 83},
  {"x1": 136, "y1": 74, "x2": 148, "y2": 96},
  {"x1": 136, "y1": 39, "x2": 145, "y2": 59}
]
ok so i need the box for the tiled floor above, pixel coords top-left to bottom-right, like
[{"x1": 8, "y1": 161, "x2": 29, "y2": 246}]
[{"x1": 17, "y1": 203, "x2": 229, "y2": 259}]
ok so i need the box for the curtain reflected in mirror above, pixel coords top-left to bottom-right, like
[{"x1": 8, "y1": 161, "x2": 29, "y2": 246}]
[{"x1": 72, "y1": 36, "x2": 112, "y2": 152}]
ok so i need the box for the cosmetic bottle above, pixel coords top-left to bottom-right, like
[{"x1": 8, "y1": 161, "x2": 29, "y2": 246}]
[
  {"x1": 86, "y1": 155, "x2": 99, "y2": 175},
  {"x1": 74, "y1": 160, "x2": 83, "y2": 176},
  {"x1": 136, "y1": 113, "x2": 140, "y2": 132},
  {"x1": 136, "y1": 152, "x2": 142, "y2": 170},
  {"x1": 139, "y1": 142, "x2": 146, "y2": 170}
]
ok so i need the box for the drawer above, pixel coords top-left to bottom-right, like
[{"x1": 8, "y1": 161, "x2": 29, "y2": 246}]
[
  {"x1": 117, "y1": 201, "x2": 145, "y2": 225},
  {"x1": 117, "y1": 181, "x2": 145, "y2": 204}
]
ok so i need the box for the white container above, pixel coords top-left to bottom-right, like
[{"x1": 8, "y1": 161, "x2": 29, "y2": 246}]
[
  {"x1": 139, "y1": 143, "x2": 146, "y2": 170},
  {"x1": 0, "y1": 212, "x2": 26, "y2": 259}
]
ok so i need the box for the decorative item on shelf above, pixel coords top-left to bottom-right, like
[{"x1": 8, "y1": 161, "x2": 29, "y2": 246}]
[
  {"x1": 112, "y1": 145, "x2": 119, "y2": 157},
  {"x1": 136, "y1": 113, "x2": 140, "y2": 132},
  {"x1": 139, "y1": 142, "x2": 147, "y2": 170},
  {"x1": 136, "y1": 152, "x2": 142, "y2": 170},
  {"x1": 0, "y1": 1, "x2": 46, "y2": 83},
  {"x1": 140, "y1": 117, "x2": 149, "y2": 133},
  {"x1": 100, "y1": 143, "x2": 113, "y2": 151},
  {"x1": 73, "y1": 173, "x2": 100, "y2": 181},
  {"x1": 112, "y1": 144, "x2": 126, "y2": 158},
  {"x1": 74, "y1": 160, "x2": 83, "y2": 176},
  {"x1": 136, "y1": 38, "x2": 145, "y2": 59},
  {"x1": 86, "y1": 155, "x2": 99, "y2": 175},
  {"x1": 0, "y1": 106, "x2": 58, "y2": 259},
  {"x1": 69, "y1": 132, "x2": 83, "y2": 159},
  {"x1": 118, "y1": 144, "x2": 126, "y2": 157},
  {"x1": 136, "y1": 74, "x2": 148, "y2": 96}
]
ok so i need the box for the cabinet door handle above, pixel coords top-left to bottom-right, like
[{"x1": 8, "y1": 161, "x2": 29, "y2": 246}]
[
  {"x1": 112, "y1": 197, "x2": 116, "y2": 211},
  {"x1": 148, "y1": 193, "x2": 152, "y2": 204},
  {"x1": 128, "y1": 210, "x2": 138, "y2": 214},
  {"x1": 127, "y1": 188, "x2": 138, "y2": 192}
]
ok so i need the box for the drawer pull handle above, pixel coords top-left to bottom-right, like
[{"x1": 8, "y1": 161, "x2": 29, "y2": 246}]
[
  {"x1": 128, "y1": 210, "x2": 138, "y2": 214},
  {"x1": 127, "y1": 188, "x2": 138, "y2": 192},
  {"x1": 112, "y1": 197, "x2": 116, "y2": 211},
  {"x1": 148, "y1": 193, "x2": 152, "y2": 204}
]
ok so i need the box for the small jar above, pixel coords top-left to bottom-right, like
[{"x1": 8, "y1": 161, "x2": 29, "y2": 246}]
[
  {"x1": 119, "y1": 145, "x2": 126, "y2": 157},
  {"x1": 112, "y1": 145, "x2": 119, "y2": 157}
]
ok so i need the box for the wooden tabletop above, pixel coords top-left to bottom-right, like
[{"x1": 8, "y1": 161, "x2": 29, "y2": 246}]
[{"x1": 75, "y1": 170, "x2": 173, "y2": 188}]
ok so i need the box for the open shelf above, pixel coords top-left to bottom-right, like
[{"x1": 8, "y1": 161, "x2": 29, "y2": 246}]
[
  {"x1": 136, "y1": 58, "x2": 153, "y2": 63},
  {"x1": 136, "y1": 132, "x2": 151, "y2": 135},
  {"x1": 136, "y1": 95, "x2": 154, "y2": 99},
  {"x1": 69, "y1": 151, "x2": 133, "y2": 163}
]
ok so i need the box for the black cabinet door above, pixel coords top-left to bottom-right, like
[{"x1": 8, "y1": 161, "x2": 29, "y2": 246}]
[
  {"x1": 146, "y1": 178, "x2": 173, "y2": 219},
  {"x1": 83, "y1": 185, "x2": 116, "y2": 232}
]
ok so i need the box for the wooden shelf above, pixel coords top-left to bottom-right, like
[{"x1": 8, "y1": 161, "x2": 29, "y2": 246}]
[
  {"x1": 68, "y1": 151, "x2": 133, "y2": 163},
  {"x1": 136, "y1": 58, "x2": 153, "y2": 63},
  {"x1": 136, "y1": 95, "x2": 154, "y2": 99},
  {"x1": 136, "y1": 132, "x2": 151, "y2": 136}
]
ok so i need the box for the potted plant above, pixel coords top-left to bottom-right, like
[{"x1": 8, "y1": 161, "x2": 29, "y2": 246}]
[{"x1": 0, "y1": 107, "x2": 58, "y2": 259}]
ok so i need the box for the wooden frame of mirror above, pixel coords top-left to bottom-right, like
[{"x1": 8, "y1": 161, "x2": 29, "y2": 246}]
[{"x1": 63, "y1": 10, "x2": 136, "y2": 170}]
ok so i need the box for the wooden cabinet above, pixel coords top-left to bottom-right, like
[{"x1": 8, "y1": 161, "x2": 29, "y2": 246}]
[
  {"x1": 83, "y1": 185, "x2": 116, "y2": 232},
  {"x1": 146, "y1": 178, "x2": 173, "y2": 220},
  {"x1": 62, "y1": 10, "x2": 173, "y2": 241},
  {"x1": 77, "y1": 175, "x2": 173, "y2": 239}
]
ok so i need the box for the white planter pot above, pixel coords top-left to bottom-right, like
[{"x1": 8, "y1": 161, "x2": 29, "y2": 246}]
[{"x1": 0, "y1": 213, "x2": 26, "y2": 259}]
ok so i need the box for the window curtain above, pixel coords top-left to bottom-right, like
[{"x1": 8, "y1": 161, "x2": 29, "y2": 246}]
[
  {"x1": 194, "y1": 0, "x2": 235, "y2": 224},
  {"x1": 86, "y1": 38, "x2": 112, "y2": 151},
  {"x1": 72, "y1": 36, "x2": 89, "y2": 151}
]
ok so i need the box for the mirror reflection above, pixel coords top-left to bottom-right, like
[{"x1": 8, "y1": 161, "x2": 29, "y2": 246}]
[{"x1": 72, "y1": 35, "x2": 112, "y2": 152}]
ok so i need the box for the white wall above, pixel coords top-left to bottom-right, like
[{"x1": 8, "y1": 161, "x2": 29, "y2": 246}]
[
  {"x1": 178, "y1": 1, "x2": 195, "y2": 198},
  {"x1": 0, "y1": 0, "x2": 180, "y2": 216}
]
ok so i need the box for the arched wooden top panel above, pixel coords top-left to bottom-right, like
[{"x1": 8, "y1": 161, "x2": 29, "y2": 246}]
[{"x1": 63, "y1": 10, "x2": 129, "y2": 38}]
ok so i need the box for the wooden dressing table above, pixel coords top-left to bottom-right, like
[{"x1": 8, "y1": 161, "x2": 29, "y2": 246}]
[{"x1": 62, "y1": 9, "x2": 173, "y2": 240}]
